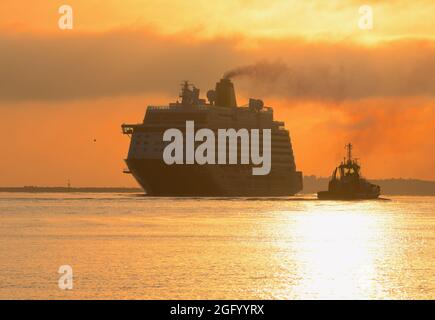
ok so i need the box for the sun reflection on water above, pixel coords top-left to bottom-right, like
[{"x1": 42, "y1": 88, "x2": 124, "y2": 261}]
[{"x1": 279, "y1": 202, "x2": 391, "y2": 299}]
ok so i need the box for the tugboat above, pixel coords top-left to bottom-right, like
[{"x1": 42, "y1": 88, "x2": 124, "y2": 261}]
[{"x1": 317, "y1": 143, "x2": 381, "y2": 200}]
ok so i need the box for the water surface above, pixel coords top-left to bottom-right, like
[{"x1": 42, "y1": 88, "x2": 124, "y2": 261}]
[{"x1": 0, "y1": 193, "x2": 433, "y2": 299}]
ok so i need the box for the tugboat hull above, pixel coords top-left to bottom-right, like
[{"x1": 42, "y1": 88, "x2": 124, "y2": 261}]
[{"x1": 317, "y1": 191, "x2": 380, "y2": 200}]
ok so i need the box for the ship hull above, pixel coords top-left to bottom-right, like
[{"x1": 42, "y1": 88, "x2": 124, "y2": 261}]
[{"x1": 126, "y1": 159, "x2": 302, "y2": 196}]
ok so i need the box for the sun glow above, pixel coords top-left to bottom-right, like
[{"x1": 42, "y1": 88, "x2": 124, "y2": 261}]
[{"x1": 284, "y1": 203, "x2": 389, "y2": 299}]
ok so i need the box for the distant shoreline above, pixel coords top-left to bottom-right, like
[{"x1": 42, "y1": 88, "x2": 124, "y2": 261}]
[
  {"x1": 303, "y1": 177, "x2": 435, "y2": 196},
  {"x1": 0, "y1": 187, "x2": 142, "y2": 193},
  {"x1": 1, "y1": 177, "x2": 435, "y2": 196}
]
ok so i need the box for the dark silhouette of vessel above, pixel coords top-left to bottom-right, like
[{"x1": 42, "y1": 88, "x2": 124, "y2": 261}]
[
  {"x1": 317, "y1": 144, "x2": 381, "y2": 200},
  {"x1": 121, "y1": 78, "x2": 302, "y2": 196}
]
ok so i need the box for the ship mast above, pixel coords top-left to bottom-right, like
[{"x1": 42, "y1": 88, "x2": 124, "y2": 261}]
[
  {"x1": 180, "y1": 81, "x2": 191, "y2": 105},
  {"x1": 346, "y1": 143, "x2": 353, "y2": 162}
]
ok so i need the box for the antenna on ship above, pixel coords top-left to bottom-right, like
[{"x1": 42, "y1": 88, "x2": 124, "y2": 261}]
[
  {"x1": 179, "y1": 80, "x2": 192, "y2": 105},
  {"x1": 346, "y1": 143, "x2": 353, "y2": 162},
  {"x1": 180, "y1": 80, "x2": 190, "y2": 93}
]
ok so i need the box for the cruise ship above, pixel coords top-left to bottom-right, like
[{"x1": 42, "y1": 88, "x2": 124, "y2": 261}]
[{"x1": 122, "y1": 78, "x2": 302, "y2": 196}]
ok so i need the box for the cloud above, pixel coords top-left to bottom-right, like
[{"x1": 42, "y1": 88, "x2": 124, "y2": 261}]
[
  {"x1": 0, "y1": 30, "x2": 435, "y2": 103},
  {"x1": 0, "y1": 30, "x2": 244, "y2": 102},
  {"x1": 0, "y1": 29, "x2": 434, "y2": 181}
]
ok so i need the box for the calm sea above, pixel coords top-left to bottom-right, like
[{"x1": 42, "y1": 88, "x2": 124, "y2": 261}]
[{"x1": 0, "y1": 193, "x2": 433, "y2": 299}]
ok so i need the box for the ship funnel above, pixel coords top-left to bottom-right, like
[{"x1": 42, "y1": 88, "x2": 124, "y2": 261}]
[{"x1": 215, "y1": 78, "x2": 237, "y2": 108}]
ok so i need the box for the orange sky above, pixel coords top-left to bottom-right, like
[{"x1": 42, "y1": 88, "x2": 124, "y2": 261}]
[{"x1": 0, "y1": 1, "x2": 434, "y2": 186}]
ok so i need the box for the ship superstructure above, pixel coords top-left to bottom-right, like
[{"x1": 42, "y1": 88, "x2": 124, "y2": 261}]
[{"x1": 122, "y1": 78, "x2": 302, "y2": 196}]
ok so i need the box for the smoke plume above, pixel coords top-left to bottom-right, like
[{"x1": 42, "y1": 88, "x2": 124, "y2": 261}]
[{"x1": 223, "y1": 42, "x2": 435, "y2": 101}]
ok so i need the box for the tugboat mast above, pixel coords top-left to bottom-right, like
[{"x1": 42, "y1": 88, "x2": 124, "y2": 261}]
[{"x1": 346, "y1": 143, "x2": 353, "y2": 162}]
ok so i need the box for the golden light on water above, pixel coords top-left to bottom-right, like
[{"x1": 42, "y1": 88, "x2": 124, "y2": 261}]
[
  {"x1": 272, "y1": 202, "x2": 395, "y2": 299},
  {"x1": 294, "y1": 209, "x2": 378, "y2": 298},
  {"x1": 0, "y1": 194, "x2": 433, "y2": 299}
]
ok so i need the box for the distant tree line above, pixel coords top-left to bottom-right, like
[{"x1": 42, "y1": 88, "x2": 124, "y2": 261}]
[{"x1": 303, "y1": 176, "x2": 435, "y2": 196}]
